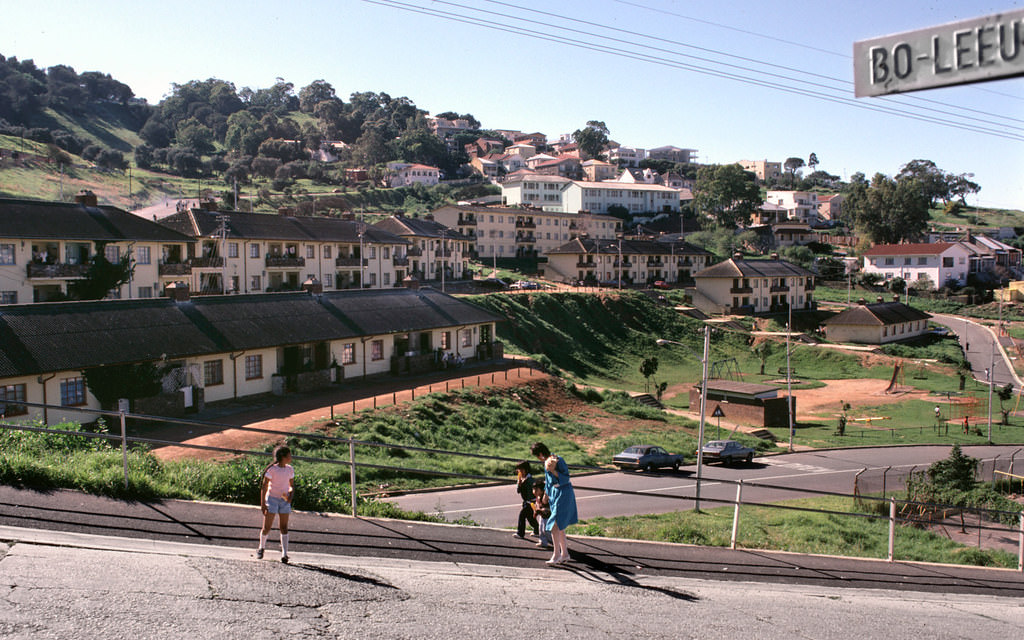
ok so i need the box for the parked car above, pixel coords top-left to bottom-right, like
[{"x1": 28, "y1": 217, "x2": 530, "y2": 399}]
[
  {"x1": 700, "y1": 440, "x2": 756, "y2": 465},
  {"x1": 479, "y1": 278, "x2": 509, "y2": 290},
  {"x1": 652, "y1": 280, "x2": 670, "y2": 290},
  {"x1": 612, "y1": 445, "x2": 685, "y2": 472}
]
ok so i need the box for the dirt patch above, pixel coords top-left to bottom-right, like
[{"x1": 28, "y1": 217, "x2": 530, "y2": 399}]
[{"x1": 792, "y1": 378, "x2": 931, "y2": 420}]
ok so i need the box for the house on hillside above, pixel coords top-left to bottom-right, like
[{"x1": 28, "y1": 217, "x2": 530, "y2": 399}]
[
  {"x1": 823, "y1": 299, "x2": 931, "y2": 344},
  {"x1": 691, "y1": 256, "x2": 815, "y2": 316},
  {"x1": 372, "y1": 214, "x2": 470, "y2": 282},
  {"x1": 542, "y1": 236, "x2": 711, "y2": 285},
  {"x1": 388, "y1": 163, "x2": 440, "y2": 187},
  {"x1": 861, "y1": 242, "x2": 970, "y2": 288}
]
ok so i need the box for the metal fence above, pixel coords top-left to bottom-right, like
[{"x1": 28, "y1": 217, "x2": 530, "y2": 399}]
[{"x1": 2, "y1": 400, "x2": 1022, "y2": 571}]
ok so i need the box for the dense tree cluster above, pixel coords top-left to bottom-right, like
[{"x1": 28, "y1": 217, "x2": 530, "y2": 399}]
[{"x1": 843, "y1": 171, "x2": 931, "y2": 244}]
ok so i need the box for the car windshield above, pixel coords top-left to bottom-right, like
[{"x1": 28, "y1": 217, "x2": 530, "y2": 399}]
[{"x1": 623, "y1": 446, "x2": 645, "y2": 454}]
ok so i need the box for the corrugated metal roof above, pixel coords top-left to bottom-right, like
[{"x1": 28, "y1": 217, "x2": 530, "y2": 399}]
[
  {"x1": 824, "y1": 302, "x2": 931, "y2": 327},
  {"x1": 0, "y1": 289, "x2": 502, "y2": 377},
  {"x1": 0, "y1": 198, "x2": 194, "y2": 243}
]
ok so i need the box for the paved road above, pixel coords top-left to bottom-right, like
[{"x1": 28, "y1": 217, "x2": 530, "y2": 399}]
[
  {"x1": 4, "y1": 532, "x2": 1022, "y2": 640},
  {"x1": 387, "y1": 445, "x2": 1024, "y2": 526},
  {"x1": 1, "y1": 484, "x2": 1021, "y2": 599},
  {"x1": 931, "y1": 314, "x2": 1020, "y2": 389}
]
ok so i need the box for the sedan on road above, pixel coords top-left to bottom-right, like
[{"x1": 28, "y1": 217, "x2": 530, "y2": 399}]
[
  {"x1": 701, "y1": 440, "x2": 756, "y2": 465},
  {"x1": 613, "y1": 445, "x2": 686, "y2": 472}
]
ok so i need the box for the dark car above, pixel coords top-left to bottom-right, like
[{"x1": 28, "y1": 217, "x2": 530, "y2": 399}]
[
  {"x1": 700, "y1": 440, "x2": 756, "y2": 465},
  {"x1": 612, "y1": 445, "x2": 686, "y2": 472}
]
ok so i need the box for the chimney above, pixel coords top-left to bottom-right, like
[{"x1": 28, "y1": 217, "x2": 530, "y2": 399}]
[
  {"x1": 876, "y1": 296, "x2": 884, "y2": 303},
  {"x1": 857, "y1": 298, "x2": 867, "y2": 305},
  {"x1": 302, "y1": 277, "x2": 323, "y2": 295},
  {"x1": 402, "y1": 274, "x2": 420, "y2": 290},
  {"x1": 893, "y1": 294, "x2": 900, "y2": 303},
  {"x1": 165, "y1": 281, "x2": 190, "y2": 302},
  {"x1": 278, "y1": 206, "x2": 294, "y2": 217},
  {"x1": 74, "y1": 190, "x2": 98, "y2": 207}
]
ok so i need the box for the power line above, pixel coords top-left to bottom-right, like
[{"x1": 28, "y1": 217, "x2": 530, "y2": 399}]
[{"x1": 363, "y1": 0, "x2": 1024, "y2": 142}]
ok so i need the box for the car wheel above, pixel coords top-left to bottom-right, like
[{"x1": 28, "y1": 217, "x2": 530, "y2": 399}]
[
  {"x1": 745, "y1": 453, "x2": 753, "y2": 464},
  {"x1": 644, "y1": 464, "x2": 654, "y2": 473},
  {"x1": 673, "y1": 461, "x2": 680, "y2": 472}
]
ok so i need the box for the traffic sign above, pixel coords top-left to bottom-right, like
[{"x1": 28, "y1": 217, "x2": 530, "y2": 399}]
[
  {"x1": 854, "y1": 9, "x2": 1024, "y2": 97},
  {"x1": 712, "y1": 406, "x2": 725, "y2": 418}
]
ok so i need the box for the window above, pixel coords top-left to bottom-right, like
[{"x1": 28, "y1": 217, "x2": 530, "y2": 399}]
[
  {"x1": 323, "y1": 245, "x2": 332, "y2": 259},
  {"x1": 441, "y1": 331, "x2": 451, "y2": 350},
  {"x1": 228, "y1": 243, "x2": 239, "y2": 258},
  {"x1": 383, "y1": 273, "x2": 390, "y2": 286},
  {"x1": 250, "y1": 275, "x2": 261, "y2": 291},
  {"x1": 204, "y1": 360, "x2": 224, "y2": 386},
  {"x1": 383, "y1": 247, "x2": 390, "y2": 259},
  {"x1": 245, "y1": 355, "x2": 263, "y2": 380},
  {"x1": 136, "y1": 246, "x2": 151, "y2": 265},
  {"x1": 884, "y1": 257, "x2": 895, "y2": 265},
  {"x1": 342, "y1": 343, "x2": 356, "y2": 365},
  {"x1": 0, "y1": 244, "x2": 14, "y2": 265},
  {"x1": 60, "y1": 377, "x2": 86, "y2": 406},
  {"x1": 1, "y1": 291, "x2": 16, "y2": 304},
  {"x1": 0, "y1": 383, "x2": 27, "y2": 415},
  {"x1": 104, "y1": 245, "x2": 120, "y2": 262},
  {"x1": 137, "y1": 286, "x2": 153, "y2": 298},
  {"x1": 324, "y1": 273, "x2": 333, "y2": 287},
  {"x1": 917, "y1": 257, "x2": 927, "y2": 265},
  {"x1": 369, "y1": 272, "x2": 377, "y2": 286},
  {"x1": 369, "y1": 247, "x2": 377, "y2": 259},
  {"x1": 250, "y1": 243, "x2": 260, "y2": 258},
  {"x1": 461, "y1": 328, "x2": 472, "y2": 347},
  {"x1": 942, "y1": 257, "x2": 954, "y2": 267},
  {"x1": 904, "y1": 257, "x2": 912, "y2": 265},
  {"x1": 371, "y1": 340, "x2": 384, "y2": 361},
  {"x1": 306, "y1": 245, "x2": 315, "y2": 258}
]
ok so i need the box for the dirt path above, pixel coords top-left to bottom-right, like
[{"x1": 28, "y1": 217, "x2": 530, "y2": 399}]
[{"x1": 791, "y1": 378, "x2": 932, "y2": 420}]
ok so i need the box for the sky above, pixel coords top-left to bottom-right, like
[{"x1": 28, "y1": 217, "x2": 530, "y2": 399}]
[{"x1": 2, "y1": 0, "x2": 1022, "y2": 209}]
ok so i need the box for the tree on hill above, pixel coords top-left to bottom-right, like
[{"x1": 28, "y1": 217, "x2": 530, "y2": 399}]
[
  {"x1": 784, "y1": 156, "x2": 804, "y2": 188},
  {"x1": 298, "y1": 79, "x2": 337, "y2": 113},
  {"x1": 844, "y1": 172, "x2": 930, "y2": 244},
  {"x1": 572, "y1": 120, "x2": 609, "y2": 160},
  {"x1": 434, "y1": 111, "x2": 481, "y2": 129},
  {"x1": 693, "y1": 163, "x2": 762, "y2": 229}
]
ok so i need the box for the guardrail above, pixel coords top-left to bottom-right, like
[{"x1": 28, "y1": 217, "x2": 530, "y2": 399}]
[{"x1": 2, "y1": 399, "x2": 1022, "y2": 571}]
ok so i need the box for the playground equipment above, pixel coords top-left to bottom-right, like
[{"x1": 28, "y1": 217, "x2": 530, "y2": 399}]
[{"x1": 883, "y1": 363, "x2": 904, "y2": 394}]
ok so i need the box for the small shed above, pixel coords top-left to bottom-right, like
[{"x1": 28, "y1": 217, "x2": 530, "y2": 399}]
[
  {"x1": 690, "y1": 380, "x2": 793, "y2": 428},
  {"x1": 824, "y1": 300, "x2": 931, "y2": 344}
]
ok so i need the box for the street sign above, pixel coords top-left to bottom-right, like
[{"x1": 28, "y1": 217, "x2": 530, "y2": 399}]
[
  {"x1": 712, "y1": 406, "x2": 725, "y2": 418},
  {"x1": 854, "y1": 9, "x2": 1024, "y2": 97}
]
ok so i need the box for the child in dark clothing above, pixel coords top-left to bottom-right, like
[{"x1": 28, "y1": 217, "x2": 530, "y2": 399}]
[{"x1": 514, "y1": 461, "x2": 538, "y2": 539}]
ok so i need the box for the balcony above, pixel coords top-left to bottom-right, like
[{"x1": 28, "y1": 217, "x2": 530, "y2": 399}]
[
  {"x1": 457, "y1": 217, "x2": 477, "y2": 226},
  {"x1": 729, "y1": 286, "x2": 754, "y2": 294},
  {"x1": 335, "y1": 256, "x2": 366, "y2": 267},
  {"x1": 647, "y1": 259, "x2": 663, "y2": 267},
  {"x1": 677, "y1": 258, "x2": 693, "y2": 266},
  {"x1": 189, "y1": 256, "x2": 224, "y2": 268},
  {"x1": 515, "y1": 220, "x2": 536, "y2": 229},
  {"x1": 805, "y1": 281, "x2": 816, "y2": 291},
  {"x1": 393, "y1": 256, "x2": 410, "y2": 266},
  {"x1": 158, "y1": 262, "x2": 192, "y2": 276},
  {"x1": 515, "y1": 235, "x2": 536, "y2": 244},
  {"x1": 770, "y1": 285, "x2": 790, "y2": 293},
  {"x1": 406, "y1": 246, "x2": 423, "y2": 257},
  {"x1": 26, "y1": 263, "x2": 87, "y2": 279},
  {"x1": 613, "y1": 261, "x2": 632, "y2": 268},
  {"x1": 576, "y1": 261, "x2": 596, "y2": 268},
  {"x1": 266, "y1": 255, "x2": 306, "y2": 268}
]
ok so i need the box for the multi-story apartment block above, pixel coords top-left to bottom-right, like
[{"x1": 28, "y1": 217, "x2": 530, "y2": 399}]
[
  {"x1": 502, "y1": 174, "x2": 682, "y2": 215},
  {"x1": 543, "y1": 237, "x2": 712, "y2": 285},
  {"x1": 0, "y1": 192, "x2": 194, "y2": 304},
  {"x1": 817, "y1": 193, "x2": 844, "y2": 222},
  {"x1": 691, "y1": 256, "x2": 816, "y2": 316},
  {"x1": 606, "y1": 145, "x2": 646, "y2": 168},
  {"x1": 766, "y1": 190, "x2": 819, "y2": 224},
  {"x1": 861, "y1": 242, "x2": 970, "y2": 288},
  {"x1": 647, "y1": 145, "x2": 698, "y2": 164},
  {"x1": 157, "y1": 206, "x2": 410, "y2": 294},
  {"x1": 738, "y1": 159, "x2": 783, "y2": 182},
  {"x1": 430, "y1": 204, "x2": 620, "y2": 259},
  {"x1": 372, "y1": 214, "x2": 470, "y2": 282},
  {"x1": 581, "y1": 159, "x2": 617, "y2": 182}
]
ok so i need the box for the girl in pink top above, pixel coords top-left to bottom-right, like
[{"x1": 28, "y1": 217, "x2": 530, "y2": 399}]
[{"x1": 257, "y1": 446, "x2": 294, "y2": 563}]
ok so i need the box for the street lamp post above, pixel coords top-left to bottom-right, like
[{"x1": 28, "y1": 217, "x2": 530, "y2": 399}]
[
  {"x1": 787, "y1": 290, "x2": 795, "y2": 452},
  {"x1": 657, "y1": 325, "x2": 710, "y2": 512}
]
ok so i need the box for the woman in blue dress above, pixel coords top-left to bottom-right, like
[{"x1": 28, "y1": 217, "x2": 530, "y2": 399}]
[{"x1": 531, "y1": 441, "x2": 578, "y2": 565}]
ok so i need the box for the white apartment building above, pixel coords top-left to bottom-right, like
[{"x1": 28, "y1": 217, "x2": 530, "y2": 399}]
[
  {"x1": 606, "y1": 145, "x2": 646, "y2": 168},
  {"x1": 158, "y1": 206, "x2": 411, "y2": 293},
  {"x1": 861, "y1": 242, "x2": 971, "y2": 288},
  {"x1": 766, "y1": 190, "x2": 819, "y2": 224},
  {"x1": 0, "y1": 192, "x2": 194, "y2": 304},
  {"x1": 373, "y1": 214, "x2": 471, "y2": 282},
  {"x1": 501, "y1": 174, "x2": 681, "y2": 215},
  {"x1": 739, "y1": 160, "x2": 783, "y2": 182},
  {"x1": 430, "y1": 204, "x2": 620, "y2": 259}
]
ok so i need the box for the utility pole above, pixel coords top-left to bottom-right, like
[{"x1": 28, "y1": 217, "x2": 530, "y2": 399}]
[
  {"x1": 787, "y1": 290, "x2": 795, "y2": 452},
  {"x1": 440, "y1": 229, "x2": 446, "y2": 293},
  {"x1": 696, "y1": 325, "x2": 710, "y2": 512},
  {"x1": 217, "y1": 212, "x2": 229, "y2": 294},
  {"x1": 617, "y1": 238, "x2": 622, "y2": 290}
]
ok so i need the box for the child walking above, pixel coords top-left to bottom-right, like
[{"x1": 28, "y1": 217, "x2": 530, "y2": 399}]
[
  {"x1": 531, "y1": 483, "x2": 552, "y2": 549},
  {"x1": 258, "y1": 445, "x2": 294, "y2": 563}
]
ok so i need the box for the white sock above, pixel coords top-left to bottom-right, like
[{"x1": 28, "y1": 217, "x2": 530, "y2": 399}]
[
  {"x1": 280, "y1": 533, "x2": 289, "y2": 555},
  {"x1": 258, "y1": 533, "x2": 267, "y2": 549}
]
